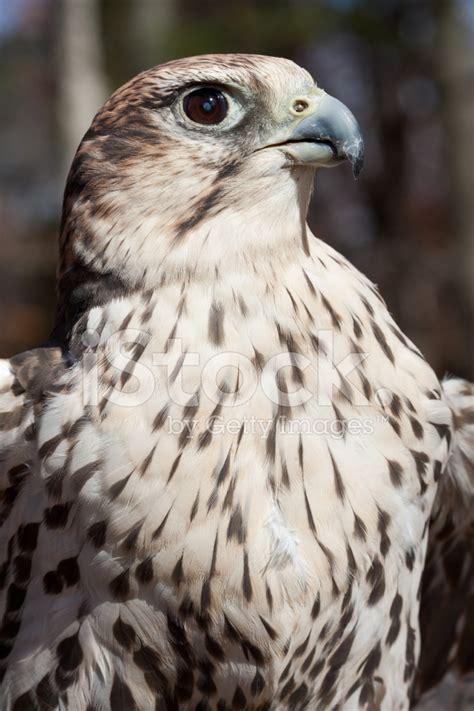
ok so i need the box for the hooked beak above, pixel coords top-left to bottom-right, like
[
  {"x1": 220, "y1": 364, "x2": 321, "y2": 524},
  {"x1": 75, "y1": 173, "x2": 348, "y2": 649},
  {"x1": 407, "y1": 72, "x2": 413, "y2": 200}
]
[{"x1": 264, "y1": 92, "x2": 364, "y2": 178}]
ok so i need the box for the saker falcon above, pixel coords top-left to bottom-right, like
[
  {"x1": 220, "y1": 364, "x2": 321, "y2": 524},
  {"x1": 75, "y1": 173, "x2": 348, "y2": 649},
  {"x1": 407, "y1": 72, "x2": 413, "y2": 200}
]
[{"x1": 0, "y1": 54, "x2": 473, "y2": 710}]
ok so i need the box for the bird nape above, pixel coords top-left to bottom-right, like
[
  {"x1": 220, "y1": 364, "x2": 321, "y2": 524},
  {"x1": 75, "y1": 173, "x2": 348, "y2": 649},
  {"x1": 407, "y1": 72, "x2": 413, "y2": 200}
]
[{"x1": 0, "y1": 54, "x2": 472, "y2": 711}]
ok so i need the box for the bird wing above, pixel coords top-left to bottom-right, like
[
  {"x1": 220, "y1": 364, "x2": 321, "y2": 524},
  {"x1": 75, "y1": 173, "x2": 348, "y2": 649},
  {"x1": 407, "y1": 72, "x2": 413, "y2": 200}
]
[
  {"x1": 0, "y1": 345, "x2": 72, "y2": 502},
  {"x1": 0, "y1": 354, "x2": 36, "y2": 520},
  {"x1": 414, "y1": 378, "x2": 474, "y2": 709},
  {"x1": 0, "y1": 347, "x2": 74, "y2": 665}
]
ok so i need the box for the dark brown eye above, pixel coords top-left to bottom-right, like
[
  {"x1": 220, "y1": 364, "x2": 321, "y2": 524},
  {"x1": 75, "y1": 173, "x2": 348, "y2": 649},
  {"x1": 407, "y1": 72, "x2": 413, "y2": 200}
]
[{"x1": 183, "y1": 88, "x2": 228, "y2": 125}]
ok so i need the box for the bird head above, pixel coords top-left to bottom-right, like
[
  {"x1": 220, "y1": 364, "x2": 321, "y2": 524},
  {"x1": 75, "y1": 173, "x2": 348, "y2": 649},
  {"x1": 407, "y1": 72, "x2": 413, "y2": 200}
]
[{"x1": 56, "y1": 54, "x2": 363, "y2": 334}]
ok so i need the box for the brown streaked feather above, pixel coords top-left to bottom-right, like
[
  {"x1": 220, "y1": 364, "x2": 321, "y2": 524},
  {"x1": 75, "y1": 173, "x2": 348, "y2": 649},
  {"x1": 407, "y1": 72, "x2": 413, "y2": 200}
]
[{"x1": 414, "y1": 378, "x2": 474, "y2": 708}]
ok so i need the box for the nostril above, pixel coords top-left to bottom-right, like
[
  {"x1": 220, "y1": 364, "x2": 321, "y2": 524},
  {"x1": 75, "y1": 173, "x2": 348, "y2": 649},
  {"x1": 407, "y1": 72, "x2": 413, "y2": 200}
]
[{"x1": 292, "y1": 99, "x2": 309, "y2": 113}]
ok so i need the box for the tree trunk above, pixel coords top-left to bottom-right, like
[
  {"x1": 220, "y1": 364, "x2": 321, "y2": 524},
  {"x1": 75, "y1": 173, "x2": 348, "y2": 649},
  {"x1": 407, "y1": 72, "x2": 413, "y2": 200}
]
[
  {"x1": 436, "y1": 0, "x2": 474, "y2": 314},
  {"x1": 57, "y1": 0, "x2": 108, "y2": 176}
]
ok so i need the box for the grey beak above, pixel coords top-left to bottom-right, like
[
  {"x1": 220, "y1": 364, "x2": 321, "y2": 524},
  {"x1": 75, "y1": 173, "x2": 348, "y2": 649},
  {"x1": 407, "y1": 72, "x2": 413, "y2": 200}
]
[{"x1": 290, "y1": 94, "x2": 364, "y2": 177}]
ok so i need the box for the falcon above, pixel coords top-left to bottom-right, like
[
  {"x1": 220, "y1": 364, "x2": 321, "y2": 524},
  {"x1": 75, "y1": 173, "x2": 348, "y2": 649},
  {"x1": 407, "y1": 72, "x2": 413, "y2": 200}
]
[{"x1": 0, "y1": 54, "x2": 472, "y2": 710}]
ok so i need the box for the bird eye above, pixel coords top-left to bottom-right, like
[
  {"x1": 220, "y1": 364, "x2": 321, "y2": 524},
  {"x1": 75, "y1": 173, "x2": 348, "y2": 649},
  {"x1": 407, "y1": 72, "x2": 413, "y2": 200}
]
[{"x1": 183, "y1": 88, "x2": 228, "y2": 125}]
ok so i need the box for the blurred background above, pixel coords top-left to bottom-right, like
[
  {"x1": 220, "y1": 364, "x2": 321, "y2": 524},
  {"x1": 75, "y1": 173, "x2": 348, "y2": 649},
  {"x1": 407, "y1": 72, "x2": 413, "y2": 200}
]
[{"x1": 0, "y1": 0, "x2": 472, "y2": 377}]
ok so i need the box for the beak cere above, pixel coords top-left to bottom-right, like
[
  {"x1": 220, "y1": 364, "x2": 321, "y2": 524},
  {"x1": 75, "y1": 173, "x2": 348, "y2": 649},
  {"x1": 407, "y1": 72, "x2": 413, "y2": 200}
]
[{"x1": 284, "y1": 93, "x2": 364, "y2": 177}]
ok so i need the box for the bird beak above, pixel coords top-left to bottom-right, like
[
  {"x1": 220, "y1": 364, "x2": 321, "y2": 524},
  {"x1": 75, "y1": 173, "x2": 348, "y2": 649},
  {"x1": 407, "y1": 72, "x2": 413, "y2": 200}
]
[{"x1": 264, "y1": 92, "x2": 364, "y2": 178}]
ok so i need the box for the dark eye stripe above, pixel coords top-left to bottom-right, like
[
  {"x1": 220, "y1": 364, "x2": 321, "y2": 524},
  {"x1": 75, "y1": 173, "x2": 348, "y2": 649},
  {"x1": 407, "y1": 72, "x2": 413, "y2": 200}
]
[{"x1": 183, "y1": 88, "x2": 228, "y2": 125}]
